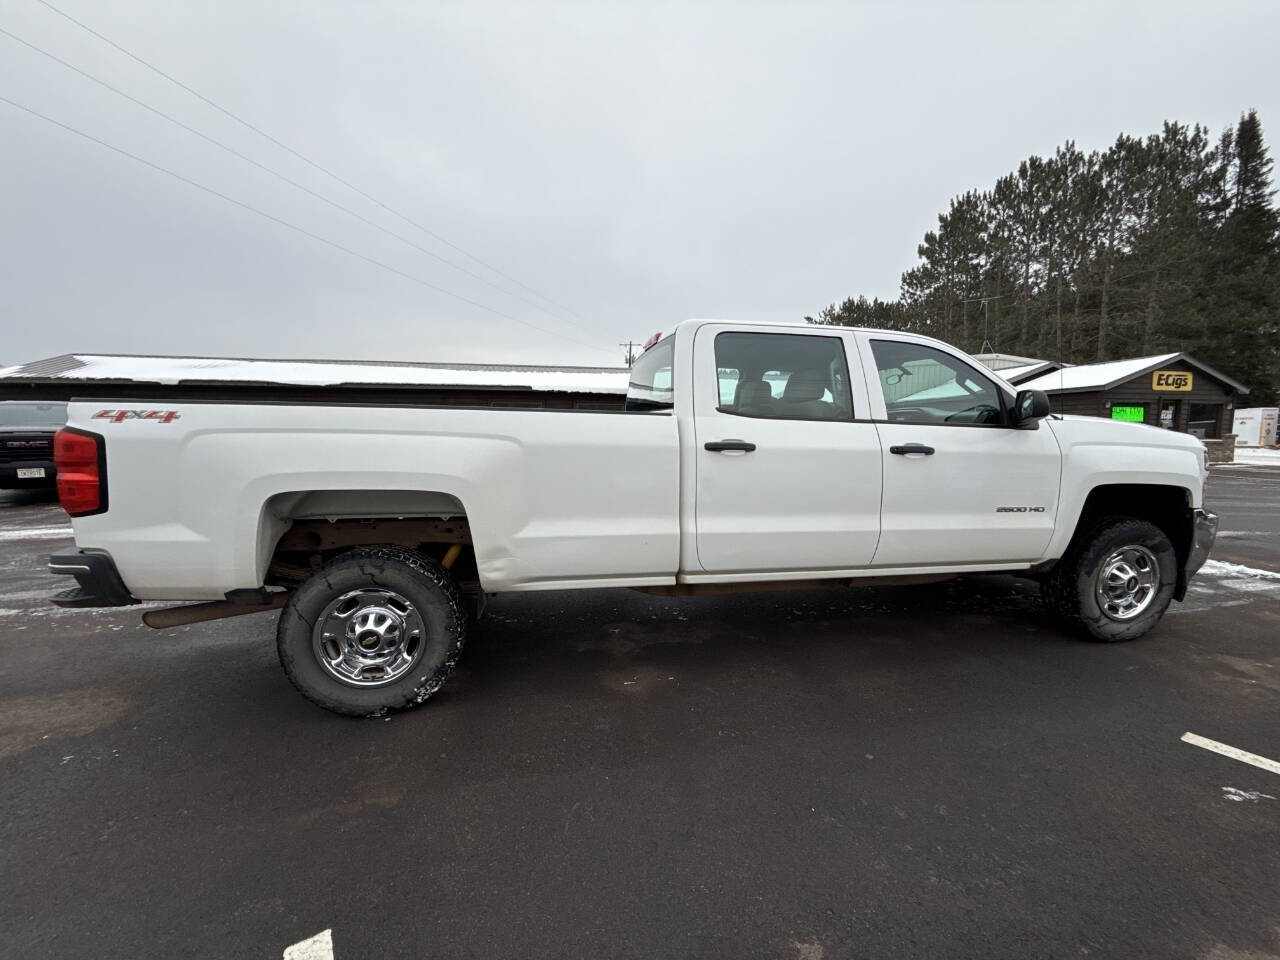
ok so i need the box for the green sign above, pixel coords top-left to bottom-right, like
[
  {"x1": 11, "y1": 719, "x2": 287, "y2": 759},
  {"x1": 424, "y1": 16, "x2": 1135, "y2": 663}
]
[{"x1": 1112, "y1": 405, "x2": 1146, "y2": 422}]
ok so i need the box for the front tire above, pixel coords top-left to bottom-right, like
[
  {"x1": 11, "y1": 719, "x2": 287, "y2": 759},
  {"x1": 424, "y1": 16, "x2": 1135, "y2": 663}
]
[
  {"x1": 277, "y1": 545, "x2": 467, "y2": 716},
  {"x1": 1041, "y1": 517, "x2": 1177, "y2": 642}
]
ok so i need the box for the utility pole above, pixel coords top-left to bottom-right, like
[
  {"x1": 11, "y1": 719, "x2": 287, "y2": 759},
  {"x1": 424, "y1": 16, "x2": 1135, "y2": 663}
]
[{"x1": 620, "y1": 342, "x2": 642, "y2": 368}]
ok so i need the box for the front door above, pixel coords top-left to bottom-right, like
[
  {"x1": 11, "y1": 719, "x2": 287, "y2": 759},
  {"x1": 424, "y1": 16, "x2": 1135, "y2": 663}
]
[
  {"x1": 858, "y1": 335, "x2": 1062, "y2": 567},
  {"x1": 692, "y1": 325, "x2": 882, "y2": 574}
]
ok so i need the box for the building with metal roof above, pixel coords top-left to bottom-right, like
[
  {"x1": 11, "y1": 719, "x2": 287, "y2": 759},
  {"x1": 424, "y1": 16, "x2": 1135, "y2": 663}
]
[
  {"x1": 973, "y1": 353, "x2": 1066, "y2": 385},
  {"x1": 972, "y1": 352, "x2": 1048, "y2": 371},
  {"x1": 1019, "y1": 352, "x2": 1249, "y2": 440}
]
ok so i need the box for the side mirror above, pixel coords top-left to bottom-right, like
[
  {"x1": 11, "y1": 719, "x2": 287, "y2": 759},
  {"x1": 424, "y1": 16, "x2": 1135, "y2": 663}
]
[{"x1": 1012, "y1": 389, "x2": 1050, "y2": 428}]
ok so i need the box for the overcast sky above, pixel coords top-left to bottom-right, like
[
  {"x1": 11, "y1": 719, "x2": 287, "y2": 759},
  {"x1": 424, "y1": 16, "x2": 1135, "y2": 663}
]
[{"x1": 1, "y1": 0, "x2": 1275, "y2": 369}]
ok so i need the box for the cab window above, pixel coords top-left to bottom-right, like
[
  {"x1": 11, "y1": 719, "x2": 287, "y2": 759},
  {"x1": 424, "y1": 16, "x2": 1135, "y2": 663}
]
[
  {"x1": 625, "y1": 337, "x2": 674, "y2": 412},
  {"x1": 714, "y1": 332, "x2": 852, "y2": 421},
  {"x1": 0, "y1": 402, "x2": 67, "y2": 429},
  {"x1": 870, "y1": 340, "x2": 1005, "y2": 425}
]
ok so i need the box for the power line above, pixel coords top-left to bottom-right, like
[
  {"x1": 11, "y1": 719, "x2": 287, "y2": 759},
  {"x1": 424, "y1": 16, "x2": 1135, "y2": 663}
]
[
  {"x1": 0, "y1": 95, "x2": 613, "y2": 357},
  {"x1": 33, "y1": 0, "x2": 591, "y2": 324},
  {"x1": 0, "y1": 24, "x2": 597, "y2": 336}
]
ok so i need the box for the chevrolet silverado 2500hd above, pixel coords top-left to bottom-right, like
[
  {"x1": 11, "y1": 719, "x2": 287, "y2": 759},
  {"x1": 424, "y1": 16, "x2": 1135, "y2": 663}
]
[{"x1": 47, "y1": 321, "x2": 1216, "y2": 716}]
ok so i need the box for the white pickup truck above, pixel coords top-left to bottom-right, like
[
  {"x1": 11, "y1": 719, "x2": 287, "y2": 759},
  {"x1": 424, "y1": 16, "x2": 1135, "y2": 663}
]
[{"x1": 48, "y1": 320, "x2": 1217, "y2": 716}]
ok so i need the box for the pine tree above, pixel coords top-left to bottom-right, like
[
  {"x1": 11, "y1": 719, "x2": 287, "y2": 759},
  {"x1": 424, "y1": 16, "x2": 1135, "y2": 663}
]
[
  {"x1": 1206, "y1": 111, "x2": 1280, "y2": 403},
  {"x1": 807, "y1": 109, "x2": 1280, "y2": 404}
]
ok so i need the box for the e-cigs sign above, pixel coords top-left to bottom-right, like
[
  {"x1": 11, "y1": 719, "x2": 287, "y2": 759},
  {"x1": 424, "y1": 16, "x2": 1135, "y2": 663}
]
[{"x1": 1151, "y1": 370, "x2": 1193, "y2": 392}]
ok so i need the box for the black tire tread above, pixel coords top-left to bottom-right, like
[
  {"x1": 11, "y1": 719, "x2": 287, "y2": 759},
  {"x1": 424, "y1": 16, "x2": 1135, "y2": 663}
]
[
  {"x1": 1040, "y1": 516, "x2": 1175, "y2": 643},
  {"x1": 276, "y1": 545, "x2": 468, "y2": 717}
]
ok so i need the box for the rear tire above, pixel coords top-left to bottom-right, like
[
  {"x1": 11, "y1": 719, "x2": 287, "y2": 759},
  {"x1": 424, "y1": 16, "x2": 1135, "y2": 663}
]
[
  {"x1": 277, "y1": 545, "x2": 467, "y2": 716},
  {"x1": 1041, "y1": 517, "x2": 1176, "y2": 642}
]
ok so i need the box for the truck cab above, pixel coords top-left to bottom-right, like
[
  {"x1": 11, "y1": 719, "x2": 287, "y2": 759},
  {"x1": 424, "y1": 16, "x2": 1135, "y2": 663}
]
[{"x1": 679, "y1": 322, "x2": 1061, "y2": 574}]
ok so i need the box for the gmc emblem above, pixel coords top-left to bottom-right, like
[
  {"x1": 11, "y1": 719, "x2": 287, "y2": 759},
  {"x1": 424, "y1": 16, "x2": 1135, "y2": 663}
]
[
  {"x1": 5, "y1": 440, "x2": 48, "y2": 448},
  {"x1": 93, "y1": 409, "x2": 181, "y2": 424}
]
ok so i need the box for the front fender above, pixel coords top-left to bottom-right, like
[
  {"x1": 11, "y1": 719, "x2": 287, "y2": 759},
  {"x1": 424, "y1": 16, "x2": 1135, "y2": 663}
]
[{"x1": 1044, "y1": 422, "x2": 1203, "y2": 563}]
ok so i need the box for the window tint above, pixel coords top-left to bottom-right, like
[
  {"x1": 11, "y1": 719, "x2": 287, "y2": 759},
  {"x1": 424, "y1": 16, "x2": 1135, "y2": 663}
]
[
  {"x1": 870, "y1": 340, "x2": 1005, "y2": 425},
  {"x1": 713, "y1": 332, "x2": 852, "y2": 421},
  {"x1": 0, "y1": 402, "x2": 67, "y2": 429},
  {"x1": 625, "y1": 337, "x2": 674, "y2": 411},
  {"x1": 717, "y1": 367, "x2": 739, "y2": 406}
]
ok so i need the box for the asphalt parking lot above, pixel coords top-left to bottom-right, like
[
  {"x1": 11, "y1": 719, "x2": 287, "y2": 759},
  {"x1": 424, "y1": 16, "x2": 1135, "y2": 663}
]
[{"x1": 2, "y1": 470, "x2": 1278, "y2": 960}]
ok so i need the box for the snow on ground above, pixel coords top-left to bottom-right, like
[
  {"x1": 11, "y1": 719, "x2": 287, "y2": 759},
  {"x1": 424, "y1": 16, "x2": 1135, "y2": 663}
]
[
  {"x1": 1201, "y1": 559, "x2": 1280, "y2": 581},
  {"x1": 0, "y1": 525, "x2": 73, "y2": 542},
  {"x1": 1230, "y1": 446, "x2": 1280, "y2": 466}
]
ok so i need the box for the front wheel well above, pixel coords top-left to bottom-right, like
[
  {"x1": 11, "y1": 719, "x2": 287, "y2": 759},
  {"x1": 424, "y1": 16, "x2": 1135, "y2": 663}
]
[{"x1": 1067, "y1": 483, "x2": 1193, "y2": 570}]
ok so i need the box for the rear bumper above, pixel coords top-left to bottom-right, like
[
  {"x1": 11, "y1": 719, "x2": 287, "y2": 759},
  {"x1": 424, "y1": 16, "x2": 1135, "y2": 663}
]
[
  {"x1": 0, "y1": 460, "x2": 56, "y2": 488},
  {"x1": 1174, "y1": 508, "x2": 1218, "y2": 601},
  {"x1": 48, "y1": 549, "x2": 137, "y2": 607}
]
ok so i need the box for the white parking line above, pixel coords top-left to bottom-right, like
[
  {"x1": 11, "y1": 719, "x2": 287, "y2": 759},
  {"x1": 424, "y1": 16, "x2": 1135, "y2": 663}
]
[
  {"x1": 283, "y1": 929, "x2": 333, "y2": 959},
  {"x1": 1182, "y1": 733, "x2": 1280, "y2": 777}
]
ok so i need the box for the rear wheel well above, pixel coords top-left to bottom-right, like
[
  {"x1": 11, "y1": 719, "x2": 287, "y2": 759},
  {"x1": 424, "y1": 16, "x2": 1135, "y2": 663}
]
[{"x1": 261, "y1": 489, "x2": 475, "y2": 591}]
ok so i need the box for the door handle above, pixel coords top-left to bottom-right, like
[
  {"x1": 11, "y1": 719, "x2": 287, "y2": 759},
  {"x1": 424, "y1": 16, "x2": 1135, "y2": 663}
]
[
  {"x1": 889, "y1": 443, "x2": 935, "y2": 456},
  {"x1": 704, "y1": 439, "x2": 757, "y2": 453}
]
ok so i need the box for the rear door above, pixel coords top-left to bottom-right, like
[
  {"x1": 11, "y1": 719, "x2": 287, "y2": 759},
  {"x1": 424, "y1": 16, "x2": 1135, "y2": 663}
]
[
  {"x1": 691, "y1": 324, "x2": 882, "y2": 574},
  {"x1": 856, "y1": 334, "x2": 1061, "y2": 566}
]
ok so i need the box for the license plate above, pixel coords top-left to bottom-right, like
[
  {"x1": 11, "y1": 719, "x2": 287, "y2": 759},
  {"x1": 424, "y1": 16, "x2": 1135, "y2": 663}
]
[{"x1": 16, "y1": 467, "x2": 45, "y2": 479}]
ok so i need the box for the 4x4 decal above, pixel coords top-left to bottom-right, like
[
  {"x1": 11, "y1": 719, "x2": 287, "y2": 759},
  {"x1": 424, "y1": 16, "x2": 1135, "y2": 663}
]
[{"x1": 93, "y1": 409, "x2": 181, "y2": 424}]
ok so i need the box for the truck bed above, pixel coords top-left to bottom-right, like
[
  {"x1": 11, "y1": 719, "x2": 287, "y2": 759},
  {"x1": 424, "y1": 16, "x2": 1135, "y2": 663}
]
[{"x1": 65, "y1": 400, "x2": 678, "y2": 599}]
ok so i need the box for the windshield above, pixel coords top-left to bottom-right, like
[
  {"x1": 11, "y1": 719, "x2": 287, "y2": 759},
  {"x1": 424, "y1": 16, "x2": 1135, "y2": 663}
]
[{"x1": 0, "y1": 401, "x2": 67, "y2": 430}]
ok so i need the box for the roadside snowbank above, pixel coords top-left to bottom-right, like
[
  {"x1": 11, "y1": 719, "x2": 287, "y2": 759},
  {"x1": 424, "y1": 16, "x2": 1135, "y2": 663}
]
[{"x1": 1230, "y1": 447, "x2": 1280, "y2": 466}]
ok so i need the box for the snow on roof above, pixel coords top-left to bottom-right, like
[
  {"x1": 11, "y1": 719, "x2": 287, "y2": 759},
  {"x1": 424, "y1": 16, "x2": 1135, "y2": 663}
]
[
  {"x1": 1019, "y1": 353, "x2": 1181, "y2": 392},
  {"x1": 0, "y1": 353, "x2": 631, "y2": 395},
  {"x1": 995, "y1": 361, "x2": 1062, "y2": 384},
  {"x1": 973, "y1": 352, "x2": 1049, "y2": 370}
]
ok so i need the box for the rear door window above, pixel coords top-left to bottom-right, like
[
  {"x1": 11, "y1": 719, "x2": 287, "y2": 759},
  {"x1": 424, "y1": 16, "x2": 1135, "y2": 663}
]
[{"x1": 713, "y1": 333, "x2": 852, "y2": 421}]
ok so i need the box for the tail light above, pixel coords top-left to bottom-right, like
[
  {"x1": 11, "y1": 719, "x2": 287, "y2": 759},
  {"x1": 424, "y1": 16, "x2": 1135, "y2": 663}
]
[{"x1": 54, "y1": 428, "x2": 107, "y2": 516}]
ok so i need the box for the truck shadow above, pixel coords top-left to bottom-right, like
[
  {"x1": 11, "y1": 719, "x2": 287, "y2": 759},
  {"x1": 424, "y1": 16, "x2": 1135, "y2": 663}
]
[
  {"x1": 0, "y1": 488, "x2": 58, "y2": 509},
  {"x1": 447, "y1": 575, "x2": 1090, "y2": 708}
]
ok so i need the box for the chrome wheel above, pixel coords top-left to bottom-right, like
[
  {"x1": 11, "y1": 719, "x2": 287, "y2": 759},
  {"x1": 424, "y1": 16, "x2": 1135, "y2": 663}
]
[
  {"x1": 1094, "y1": 545, "x2": 1159, "y2": 621},
  {"x1": 312, "y1": 587, "x2": 426, "y2": 687}
]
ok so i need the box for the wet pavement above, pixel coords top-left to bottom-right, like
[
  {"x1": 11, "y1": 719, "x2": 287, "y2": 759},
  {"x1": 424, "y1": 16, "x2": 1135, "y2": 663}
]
[{"x1": 2, "y1": 472, "x2": 1278, "y2": 960}]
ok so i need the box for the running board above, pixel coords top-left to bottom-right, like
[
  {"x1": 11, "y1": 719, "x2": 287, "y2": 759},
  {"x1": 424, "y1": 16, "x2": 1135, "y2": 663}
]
[{"x1": 634, "y1": 573, "x2": 956, "y2": 598}]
